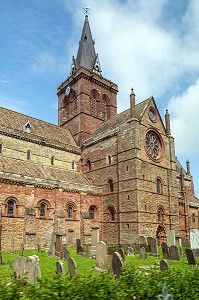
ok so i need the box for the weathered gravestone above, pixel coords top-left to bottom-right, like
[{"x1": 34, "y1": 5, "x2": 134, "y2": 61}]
[
  {"x1": 139, "y1": 236, "x2": 147, "y2": 249},
  {"x1": 111, "y1": 251, "x2": 124, "y2": 278},
  {"x1": 181, "y1": 237, "x2": 190, "y2": 248},
  {"x1": 94, "y1": 241, "x2": 107, "y2": 272},
  {"x1": 161, "y1": 242, "x2": 170, "y2": 259},
  {"x1": 169, "y1": 245, "x2": 180, "y2": 261},
  {"x1": 68, "y1": 257, "x2": 77, "y2": 278},
  {"x1": 118, "y1": 247, "x2": 125, "y2": 262},
  {"x1": 190, "y1": 229, "x2": 199, "y2": 249},
  {"x1": 56, "y1": 261, "x2": 66, "y2": 274},
  {"x1": 147, "y1": 237, "x2": 153, "y2": 252},
  {"x1": 19, "y1": 244, "x2": 24, "y2": 256},
  {"x1": 90, "y1": 224, "x2": 100, "y2": 256},
  {"x1": 13, "y1": 255, "x2": 41, "y2": 284},
  {"x1": 160, "y1": 259, "x2": 169, "y2": 271},
  {"x1": 167, "y1": 230, "x2": 175, "y2": 247},
  {"x1": 185, "y1": 248, "x2": 196, "y2": 265},
  {"x1": 37, "y1": 244, "x2": 41, "y2": 253},
  {"x1": 192, "y1": 248, "x2": 199, "y2": 257},
  {"x1": 62, "y1": 246, "x2": 70, "y2": 262},
  {"x1": 150, "y1": 238, "x2": 158, "y2": 257},
  {"x1": 10, "y1": 237, "x2": 15, "y2": 253},
  {"x1": 139, "y1": 247, "x2": 147, "y2": 260},
  {"x1": 76, "y1": 239, "x2": 83, "y2": 254},
  {"x1": 127, "y1": 247, "x2": 134, "y2": 256},
  {"x1": 48, "y1": 232, "x2": 56, "y2": 257}
]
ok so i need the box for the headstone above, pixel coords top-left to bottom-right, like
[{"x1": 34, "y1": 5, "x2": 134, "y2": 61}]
[
  {"x1": 94, "y1": 241, "x2": 107, "y2": 272},
  {"x1": 167, "y1": 230, "x2": 175, "y2": 247},
  {"x1": 160, "y1": 259, "x2": 169, "y2": 271},
  {"x1": 182, "y1": 236, "x2": 189, "y2": 247},
  {"x1": 68, "y1": 257, "x2": 77, "y2": 278},
  {"x1": 169, "y1": 245, "x2": 180, "y2": 261},
  {"x1": 13, "y1": 255, "x2": 41, "y2": 284},
  {"x1": 161, "y1": 242, "x2": 170, "y2": 259},
  {"x1": 55, "y1": 233, "x2": 62, "y2": 257},
  {"x1": 90, "y1": 225, "x2": 100, "y2": 256},
  {"x1": 190, "y1": 229, "x2": 199, "y2": 249},
  {"x1": 48, "y1": 232, "x2": 56, "y2": 257},
  {"x1": 118, "y1": 248, "x2": 125, "y2": 262},
  {"x1": 19, "y1": 244, "x2": 24, "y2": 256},
  {"x1": 62, "y1": 246, "x2": 70, "y2": 262},
  {"x1": 37, "y1": 244, "x2": 41, "y2": 253},
  {"x1": 192, "y1": 248, "x2": 199, "y2": 257},
  {"x1": 127, "y1": 247, "x2": 134, "y2": 256},
  {"x1": 68, "y1": 229, "x2": 74, "y2": 244},
  {"x1": 76, "y1": 239, "x2": 82, "y2": 254},
  {"x1": 185, "y1": 248, "x2": 196, "y2": 265},
  {"x1": 139, "y1": 247, "x2": 147, "y2": 260},
  {"x1": 56, "y1": 261, "x2": 66, "y2": 274},
  {"x1": 150, "y1": 238, "x2": 158, "y2": 257},
  {"x1": 147, "y1": 237, "x2": 153, "y2": 252},
  {"x1": 10, "y1": 237, "x2": 15, "y2": 253},
  {"x1": 111, "y1": 251, "x2": 124, "y2": 278},
  {"x1": 139, "y1": 236, "x2": 147, "y2": 249}
]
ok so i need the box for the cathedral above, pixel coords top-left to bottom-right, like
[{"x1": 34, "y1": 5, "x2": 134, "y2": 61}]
[{"x1": 0, "y1": 15, "x2": 198, "y2": 250}]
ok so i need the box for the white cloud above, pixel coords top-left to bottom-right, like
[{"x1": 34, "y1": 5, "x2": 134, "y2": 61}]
[{"x1": 168, "y1": 78, "x2": 199, "y2": 156}]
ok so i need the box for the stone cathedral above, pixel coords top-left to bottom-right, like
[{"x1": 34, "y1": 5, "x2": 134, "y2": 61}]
[{"x1": 0, "y1": 15, "x2": 198, "y2": 250}]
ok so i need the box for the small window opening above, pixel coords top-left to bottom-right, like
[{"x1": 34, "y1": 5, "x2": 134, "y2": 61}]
[
  {"x1": 7, "y1": 200, "x2": 14, "y2": 215},
  {"x1": 51, "y1": 156, "x2": 54, "y2": 166},
  {"x1": 108, "y1": 155, "x2": 112, "y2": 165},
  {"x1": 40, "y1": 203, "x2": 46, "y2": 217},
  {"x1": 89, "y1": 206, "x2": 96, "y2": 219},
  {"x1": 27, "y1": 150, "x2": 30, "y2": 160},
  {"x1": 0, "y1": 144, "x2": 2, "y2": 154},
  {"x1": 108, "y1": 179, "x2": 114, "y2": 192},
  {"x1": 156, "y1": 178, "x2": 162, "y2": 194},
  {"x1": 72, "y1": 161, "x2": 75, "y2": 170}
]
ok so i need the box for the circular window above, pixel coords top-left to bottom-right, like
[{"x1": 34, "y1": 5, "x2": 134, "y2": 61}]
[
  {"x1": 145, "y1": 130, "x2": 162, "y2": 160},
  {"x1": 148, "y1": 107, "x2": 156, "y2": 122}
]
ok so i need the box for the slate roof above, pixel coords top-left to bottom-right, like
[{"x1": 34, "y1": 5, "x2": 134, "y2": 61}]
[
  {"x1": 0, "y1": 156, "x2": 100, "y2": 193},
  {"x1": 0, "y1": 106, "x2": 80, "y2": 153}
]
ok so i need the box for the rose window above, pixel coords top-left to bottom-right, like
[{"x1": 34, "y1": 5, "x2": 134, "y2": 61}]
[{"x1": 145, "y1": 130, "x2": 161, "y2": 159}]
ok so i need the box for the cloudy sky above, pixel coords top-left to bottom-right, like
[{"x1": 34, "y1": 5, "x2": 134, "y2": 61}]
[{"x1": 0, "y1": 0, "x2": 199, "y2": 196}]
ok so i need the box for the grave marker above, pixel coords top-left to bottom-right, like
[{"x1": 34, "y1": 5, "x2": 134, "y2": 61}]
[
  {"x1": 160, "y1": 259, "x2": 169, "y2": 271},
  {"x1": 56, "y1": 261, "x2": 66, "y2": 274},
  {"x1": 118, "y1": 247, "x2": 125, "y2": 262},
  {"x1": 94, "y1": 241, "x2": 107, "y2": 272},
  {"x1": 139, "y1": 247, "x2": 147, "y2": 260},
  {"x1": 169, "y1": 245, "x2": 180, "y2": 261},
  {"x1": 111, "y1": 251, "x2": 124, "y2": 278},
  {"x1": 161, "y1": 242, "x2": 170, "y2": 259},
  {"x1": 68, "y1": 257, "x2": 77, "y2": 278},
  {"x1": 185, "y1": 248, "x2": 196, "y2": 265}
]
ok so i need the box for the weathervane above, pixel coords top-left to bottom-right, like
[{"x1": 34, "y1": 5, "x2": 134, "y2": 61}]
[{"x1": 83, "y1": 6, "x2": 90, "y2": 16}]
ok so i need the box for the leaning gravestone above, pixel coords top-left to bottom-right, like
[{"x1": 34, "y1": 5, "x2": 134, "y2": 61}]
[
  {"x1": 56, "y1": 261, "x2": 66, "y2": 274},
  {"x1": 62, "y1": 246, "x2": 70, "y2": 262},
  {"x1": 68, "y1": 257, "x2": 77, "y2": 278},
  {"x1": 161, "y1": 242, "x2": 170, "y2": 259},
  {"x1": 139, "y1": 247, "x2": 147, "y2": 260},
  {"x1": 181, "y1": 237, "x2": 190, "y2": 248},
  {"x1": 111, "y1": 251, "x2": 124, "y2": 278},
  {"x1": 185, "y1": 248, "x2": 196, "y2": 265},
  {"x1": 160, "y1": 259, "x2": 169, "y2": 271},
  {"x1": 94, "y1": 241, "x2": 107, "y2": 272},
  {"x1": 150, "y1": 238, "x2": 158, "y2": 257},
  {"x1": 169, "y1": 245, "x2": 180, "y2": 261},
  {"x1": 118, "y1": 247, "x2": 125, "y2": 262}
]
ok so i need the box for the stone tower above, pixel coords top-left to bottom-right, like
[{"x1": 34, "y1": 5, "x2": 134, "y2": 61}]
[{"x1": 57, "y1": 15, "x2": 118, "y2": 146}]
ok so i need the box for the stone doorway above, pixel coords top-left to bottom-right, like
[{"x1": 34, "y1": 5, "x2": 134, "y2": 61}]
[{"x1": 156, "y1": 225, "x2": 166, "y2": 245}]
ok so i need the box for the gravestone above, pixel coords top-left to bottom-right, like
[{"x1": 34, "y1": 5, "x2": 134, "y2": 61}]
[
  {"x1": 181, "y1": 237, "x2": 190, "y2": 248},
  {"x1": 56, "y1": 261, "x2": 66, "y2": 274},
  {"x1": 62, "y1": 246, "x2": 70, "y2": 262},
  {"x1": 90, "y1": 224, "x2": 100, "y2": 256},
  {"x1": 150, "y1": 238, "x2": 158, "y2": 257},
  {"x1": 127, "y1": 247, "x2": 134, "y2": 256},
  {"x1": 68, "y1": 229, "x2": 74, "y2": 244},
  {"x1": 68, "y1": 257, "x2": 77, "y2": 278},
  {"x1": 192, "y1": 248, "x2": 199, "y2": 257},
  {"x1": 147, "y1": 237, "x2": 153, "y2": 252},
  {"x1": 139, "y1": 236, "x2": 147, "y2": 249},
  {"x1": 55, "y1": 233, "x2": 62, "y2": 257},
  {"x1": 19, "y1": 244, "x2": 24, "y2": 256},
  {"x1": 94, "y1": 241, "x2": 107, "y2": 272},
  {"x1": 48, "y1": 232, "x2": 56, "y2": 257},
  {"x1": 169, "y1": 245, "x2": 180, "y2": 261},
  {"x1": 118, "y1": 247, "x2": 125, "y2": 262},
  {"x1": 10, "y1": 237, "x2": 15, "y2": 253},
  {"x1": 45, "y1": 231, "x2": 51, "y2": 245},
  {"x1": 167, "y1": 230, "x2": 175, "y2": 247},
  {"x1": 37, "y1": 244, "x2": 41, "y2": 253},
  {"x1": 111, "y1": 251, "x2": 124, "y2": 278},
  {"x1": 13, "y1": 255, "x2": 41, "y2": 284},
  {"x1": 190, "y1": 229, "x2": 199, "y2": 249},
  {"x1": 160, "y1": 259, "x2": 169, "y2": 271},
  {"x1": 185, "y1": 248, "x2": 196, "y2": 265},
  {"x1": 161, "y1": 242, "x2": 170, "y2": 259},
  {"x1": 76, "y1": 239, "x2": 83, "y2": 254},
  {"x1": 139, "y1": 247, "x2": 147, "y2": 260}
]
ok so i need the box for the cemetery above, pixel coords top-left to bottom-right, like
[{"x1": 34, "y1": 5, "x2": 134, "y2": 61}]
[{"x1": 0, "y1": 234, "x2": 199, "y2": 299}]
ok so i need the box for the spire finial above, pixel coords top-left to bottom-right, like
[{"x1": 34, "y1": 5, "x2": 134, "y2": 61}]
[{"x1": 83, "y1": 6, "x2": 90, "y2": 17}]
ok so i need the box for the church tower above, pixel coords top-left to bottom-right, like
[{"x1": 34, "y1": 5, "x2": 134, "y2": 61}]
[{"x1": 57, "y1": 14, "x2": 118, "y2": 146}]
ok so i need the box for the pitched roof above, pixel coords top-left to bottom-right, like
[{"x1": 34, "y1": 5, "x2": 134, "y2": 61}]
[
  {"x1": 71, "y1": 16, "x2": 101, "y2": 75},
  {"x1": 0, "y1": 156, "x2": 100, "y2": 193},
  {"x1": 0, "y1": 106, "x2": 80, "y2": 153}
]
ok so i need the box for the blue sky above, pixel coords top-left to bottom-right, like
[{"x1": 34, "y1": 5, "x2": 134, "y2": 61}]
[{"x1": 0, "y1": 0, "x2": 199, "y2": 196}]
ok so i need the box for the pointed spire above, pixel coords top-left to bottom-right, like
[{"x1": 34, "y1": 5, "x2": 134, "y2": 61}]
[
  {"x1": 130, "y1": 88, "x2": 136, "y2": 118},
  {"x1": 186, "y1": 159, "x2": 190, "y2": 175},
  {"x1": 165, "y1": 109, "x2": 171, "y2": 136},
  {"x1": 71, "y1": 15, "x2": 102, "y2": 75}
]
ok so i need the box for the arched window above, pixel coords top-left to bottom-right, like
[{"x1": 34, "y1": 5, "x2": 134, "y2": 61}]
[
  {"x1": 156, "y1": 178, "x2": 162, "y2": 194},
  {"x1": 89, "y1": 206, "x2": 97, "y2": 219},
  {"x1": 90, "y1": 89, "x2": 100, "y2": 117},
  {"x1": 108, "y1": 179, "x2": 114, "y2": 192},
  {"x1": 27, "y1": 150, "x2": 30, "y2": 160},
  {"x1": 192, "y1": 213, "x2": 196, "y2": 223},
  {"x1": 108, "y1": 207, "x2": 115, "y2": 221},
  {"x1": 51, "y1": 156, "x2": 54, "y2": 166},
  {"x1": 87, "y1": 160, "x2": 91, "y2": 171},
  {"x1": 66, "y1": 202, "x2": 77, "y2": 219},
  {"x1": 7, "y1": 200, "x2": 14, "y2": 215},
  {"x1": 101, "y1": 94, "x2": 111, "y2": 120},
  {"x1": 108, "y1": 155, "x2": 112, "y2": 165},
  {"x1": 40, "y1": 203, "x2": 46, "y2": 217},
  {"x1": 72, "y1": 161, "x2": 75, "y2": 170},
  {"x1": 157, "y1": 207, "x2": 164, "y2": 222}
]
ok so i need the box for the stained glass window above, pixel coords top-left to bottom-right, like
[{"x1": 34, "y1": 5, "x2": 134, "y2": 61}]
[{"x1": 145, "y1": 131, "x2": 161, "y2": 159}]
